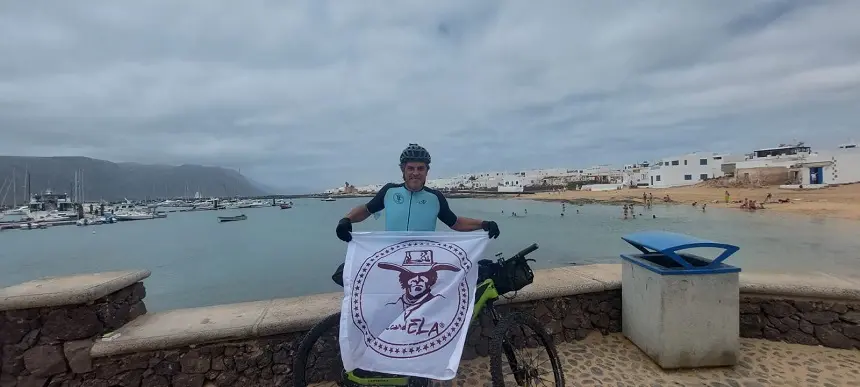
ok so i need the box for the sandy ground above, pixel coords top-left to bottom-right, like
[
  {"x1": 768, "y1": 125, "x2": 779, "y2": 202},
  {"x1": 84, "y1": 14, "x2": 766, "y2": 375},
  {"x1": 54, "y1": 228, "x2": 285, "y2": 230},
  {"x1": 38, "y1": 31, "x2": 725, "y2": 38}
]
[
  {"x1": 452, "y1": 332, "x2": 860, "y2": 386},
  {"x1": 523, "y1": 184, "x2": 860, "y2": 221}
]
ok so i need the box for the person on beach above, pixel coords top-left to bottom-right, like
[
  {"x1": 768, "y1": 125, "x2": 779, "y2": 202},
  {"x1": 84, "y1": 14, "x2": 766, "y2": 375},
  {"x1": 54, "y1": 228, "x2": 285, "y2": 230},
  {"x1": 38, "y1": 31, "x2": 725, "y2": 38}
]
[
  {"x1": 333, "y1": 144, "x2": 500, "y2": 283},
  {"x1": 623, "y1": 204, "x2": 629, "y2": 219},
  {"x1": 725, "y1": 190, "x2": 730, "y2": 204}
]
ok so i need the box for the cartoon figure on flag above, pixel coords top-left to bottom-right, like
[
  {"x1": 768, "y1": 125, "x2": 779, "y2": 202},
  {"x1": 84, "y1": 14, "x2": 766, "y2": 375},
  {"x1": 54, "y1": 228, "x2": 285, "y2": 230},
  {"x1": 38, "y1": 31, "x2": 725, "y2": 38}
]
[
  {"x1": 340, "y1": 232, "x2": 489, "y2": 380},
  {"x1": 379, "y1": 250, "x2": 461, "y2": 320}
]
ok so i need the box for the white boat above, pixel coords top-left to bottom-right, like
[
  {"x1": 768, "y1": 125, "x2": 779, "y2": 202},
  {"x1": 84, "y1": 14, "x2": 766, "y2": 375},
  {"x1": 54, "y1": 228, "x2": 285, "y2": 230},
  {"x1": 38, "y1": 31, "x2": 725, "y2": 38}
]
[
  {"x1": 321, "y1": 197, "x2": 336, "y2": 202},
  {"x1": 236, "y1": 200, "x2": 267, "y2": 208},
  {"x1": 114, "y1": 211, "x2": 157, "y2": 221},
  {"x1": 25, "y1": 190, "x2": 78, "y2": 219},
  {"x1": 4, "y1": 206, "x2": 27, "y2": 216}
]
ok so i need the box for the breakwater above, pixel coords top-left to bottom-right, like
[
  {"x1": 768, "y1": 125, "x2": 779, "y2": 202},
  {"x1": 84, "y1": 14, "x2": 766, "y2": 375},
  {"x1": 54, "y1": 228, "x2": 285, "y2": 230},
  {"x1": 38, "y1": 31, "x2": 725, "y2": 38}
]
[{"x1": 1, "y1": 265, "x2": 858, "y2": 386}]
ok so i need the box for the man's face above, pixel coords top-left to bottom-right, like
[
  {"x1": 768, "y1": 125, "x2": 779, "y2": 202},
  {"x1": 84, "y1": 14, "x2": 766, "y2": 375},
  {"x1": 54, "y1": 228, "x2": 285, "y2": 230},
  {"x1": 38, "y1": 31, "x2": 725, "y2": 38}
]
[
  {"x1": 402, "y1": 162, "x2": 428, "y2": 191},
  {"x1": 406, "y1": 275, "x2": 430, "y2": 298}
]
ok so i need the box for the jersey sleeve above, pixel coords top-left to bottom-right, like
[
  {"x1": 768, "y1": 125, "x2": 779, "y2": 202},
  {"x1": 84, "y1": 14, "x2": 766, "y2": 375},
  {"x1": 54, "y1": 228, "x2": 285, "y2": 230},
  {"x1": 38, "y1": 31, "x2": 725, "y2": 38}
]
[
  {"x1": 366, "y1": 183, "x2": 393, "y2": 213},
  {"x1": 433, "y1": 190, "x2": 458, "y2": 227}
]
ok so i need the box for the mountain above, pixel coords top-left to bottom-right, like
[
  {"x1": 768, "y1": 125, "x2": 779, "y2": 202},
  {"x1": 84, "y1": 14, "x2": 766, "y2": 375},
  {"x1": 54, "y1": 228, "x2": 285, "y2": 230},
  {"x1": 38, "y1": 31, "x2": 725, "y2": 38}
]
[
  {"x1": 0, "y1": 156, "x2": 267, "y2": 203},
  {"x1": 247, "y1": 178, "x2": 317, "y2": 196}
]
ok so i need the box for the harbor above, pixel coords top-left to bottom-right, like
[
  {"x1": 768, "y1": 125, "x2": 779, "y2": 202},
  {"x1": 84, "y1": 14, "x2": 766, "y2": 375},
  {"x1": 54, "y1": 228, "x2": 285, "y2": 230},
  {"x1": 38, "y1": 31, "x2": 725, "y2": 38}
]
[{"x1": 2, "y1": 196, "x2": 859, "y2": 313}]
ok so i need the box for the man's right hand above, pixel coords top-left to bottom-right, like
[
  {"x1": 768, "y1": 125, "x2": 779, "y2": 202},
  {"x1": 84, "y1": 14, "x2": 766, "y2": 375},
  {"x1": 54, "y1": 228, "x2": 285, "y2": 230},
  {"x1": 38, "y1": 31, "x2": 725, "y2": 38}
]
[{"x1": 336, "y1": 217, "x2": 353, "y2": 242}]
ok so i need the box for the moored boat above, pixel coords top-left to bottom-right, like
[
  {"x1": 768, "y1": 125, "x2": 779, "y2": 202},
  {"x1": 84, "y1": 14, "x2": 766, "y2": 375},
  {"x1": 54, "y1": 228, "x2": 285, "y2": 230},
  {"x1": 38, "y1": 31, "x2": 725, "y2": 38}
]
[{"x1": 218, "y1": 214, "x2": 247, "y2": 222}]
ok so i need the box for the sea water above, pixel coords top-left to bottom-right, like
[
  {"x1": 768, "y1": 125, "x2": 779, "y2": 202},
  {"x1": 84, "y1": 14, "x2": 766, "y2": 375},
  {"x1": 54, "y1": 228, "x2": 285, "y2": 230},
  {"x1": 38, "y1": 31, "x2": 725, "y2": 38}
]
[{"x1": 1, "y1": 197, "x2": 859, "y2": 312}]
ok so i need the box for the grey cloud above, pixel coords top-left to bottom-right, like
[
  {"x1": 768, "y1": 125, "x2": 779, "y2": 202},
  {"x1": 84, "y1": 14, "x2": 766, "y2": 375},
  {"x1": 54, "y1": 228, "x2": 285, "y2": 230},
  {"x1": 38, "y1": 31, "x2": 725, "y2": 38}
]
[{"x1": 1, "y1": 0, "x2": 858, "y2": 191}]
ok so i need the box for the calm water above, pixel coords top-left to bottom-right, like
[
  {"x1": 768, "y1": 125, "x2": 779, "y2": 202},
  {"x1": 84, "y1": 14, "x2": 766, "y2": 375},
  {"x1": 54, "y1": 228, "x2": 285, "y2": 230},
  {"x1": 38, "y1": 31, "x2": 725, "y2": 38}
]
[{"x1": 2, "y1": 198, "x2": 859, "y2": 312}]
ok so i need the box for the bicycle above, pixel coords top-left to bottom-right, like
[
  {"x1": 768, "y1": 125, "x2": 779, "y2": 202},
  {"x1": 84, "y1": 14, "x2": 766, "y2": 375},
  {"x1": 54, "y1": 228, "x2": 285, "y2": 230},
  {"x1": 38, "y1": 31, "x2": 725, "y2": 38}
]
[{"x1": 292, "y1": 243, "x2": 565, "y2": 387}]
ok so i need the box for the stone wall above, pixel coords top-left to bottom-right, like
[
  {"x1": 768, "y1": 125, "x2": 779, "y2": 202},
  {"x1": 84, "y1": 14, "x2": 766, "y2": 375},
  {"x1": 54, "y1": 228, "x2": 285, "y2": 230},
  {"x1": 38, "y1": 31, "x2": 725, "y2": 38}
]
[
  {"x1": 12, "y1": 291, "x2": 621, "y2": 387},
  {"x1": 736, "y1": 167, "x2": 791, "y2": 186},
  {"x1": 0, "y1": 282, "x2": 146, "y2": 387},
  {"x1": 4, "y1": 285, "x2": 859, "y2": 387},
  {"x1": 739, "y1": 296, "x2": 860, "y2": 350}
]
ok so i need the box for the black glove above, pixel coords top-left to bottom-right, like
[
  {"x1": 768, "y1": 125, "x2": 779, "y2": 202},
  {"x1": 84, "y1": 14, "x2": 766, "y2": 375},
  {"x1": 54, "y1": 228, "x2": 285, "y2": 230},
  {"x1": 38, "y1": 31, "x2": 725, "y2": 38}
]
[
  {"x1": 336, "y1": 217, "x2": 353, "y2": 242},
  {"x1": 481, "y1": 220, "x2": 500, "y2": 239}
]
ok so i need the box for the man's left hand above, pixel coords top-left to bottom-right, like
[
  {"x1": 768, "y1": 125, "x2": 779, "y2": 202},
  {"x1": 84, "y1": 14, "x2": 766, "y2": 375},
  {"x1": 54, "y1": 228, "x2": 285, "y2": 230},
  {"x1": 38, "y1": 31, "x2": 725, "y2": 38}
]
[{"x1": 481, "y1": 220, "x2": 500, "y2": 239}]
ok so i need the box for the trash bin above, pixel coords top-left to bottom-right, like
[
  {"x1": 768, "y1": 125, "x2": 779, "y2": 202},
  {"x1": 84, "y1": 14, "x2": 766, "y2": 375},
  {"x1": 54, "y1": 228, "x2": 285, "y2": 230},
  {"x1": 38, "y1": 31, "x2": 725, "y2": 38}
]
[{"x1": 620, "y1": 230, "x2": 741, "y2": 369}]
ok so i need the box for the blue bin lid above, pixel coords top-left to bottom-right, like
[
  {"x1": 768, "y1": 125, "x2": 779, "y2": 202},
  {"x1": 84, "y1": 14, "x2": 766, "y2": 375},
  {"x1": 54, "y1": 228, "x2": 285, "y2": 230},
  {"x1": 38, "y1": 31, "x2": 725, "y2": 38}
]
[{"x1": 621, "y1": 230, "x2": 740, "y2": 270}]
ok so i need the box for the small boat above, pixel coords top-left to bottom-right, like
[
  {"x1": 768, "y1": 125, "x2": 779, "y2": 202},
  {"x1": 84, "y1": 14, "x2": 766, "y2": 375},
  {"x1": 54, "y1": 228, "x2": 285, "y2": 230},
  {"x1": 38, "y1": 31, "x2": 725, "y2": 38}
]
[
  {"x1": 321, "y1": 197, "x2": 336, "y2": 202},
  {"x1": 218, "y1": 214, "x2": 247, "y2": 223},
  {"x1": 280, "y1": 203, "x2": 292, "y2": 209}
]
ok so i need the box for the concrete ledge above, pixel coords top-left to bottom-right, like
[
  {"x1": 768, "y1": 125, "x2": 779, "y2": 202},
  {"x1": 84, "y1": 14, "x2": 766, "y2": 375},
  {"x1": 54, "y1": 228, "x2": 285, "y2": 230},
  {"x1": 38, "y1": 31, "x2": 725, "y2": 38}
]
[
  {"x1": 739, "y1": 271, "x2": 860, "y2": 300},
  {"x1": 0, "y1": 270, "x2": 151, "y2": 311},
  {"x1": 496, "y1": 266, "x2": 610, "y2": 305},
  {"x1": 86, "y1": 264, "x2": 860, "y2": 358},
  {"x1": 91, "y1": 300, "x2": 271, "y2": 357}
]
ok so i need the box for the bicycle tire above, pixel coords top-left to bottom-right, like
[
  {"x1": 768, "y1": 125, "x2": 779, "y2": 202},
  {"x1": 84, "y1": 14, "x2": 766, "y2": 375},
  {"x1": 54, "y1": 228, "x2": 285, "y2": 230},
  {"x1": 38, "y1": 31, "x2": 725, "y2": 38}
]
[
  {"x1": 292, "y1": 312, "x2": 436, "y2": 387},
  {"x1": 488, "y1": 312, "x2": 565, "y2": 387},
  {"x1": 293, "y1": 312, "x2": 342, "y2": 386}
]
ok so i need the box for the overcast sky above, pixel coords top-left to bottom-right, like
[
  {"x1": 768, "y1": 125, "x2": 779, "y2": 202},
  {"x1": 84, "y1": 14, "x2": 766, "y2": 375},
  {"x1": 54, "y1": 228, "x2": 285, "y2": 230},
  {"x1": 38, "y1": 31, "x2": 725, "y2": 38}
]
[{"x1": 1, "y1": 1, "x2": 858, "y2": 191}]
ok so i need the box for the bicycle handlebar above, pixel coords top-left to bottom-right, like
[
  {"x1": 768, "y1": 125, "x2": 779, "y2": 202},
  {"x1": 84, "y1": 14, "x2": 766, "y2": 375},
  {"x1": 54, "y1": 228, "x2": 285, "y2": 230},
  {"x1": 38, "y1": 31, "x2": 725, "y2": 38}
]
[{"x1": 512, "y1": 243, "x2": 539, "y2": 259}]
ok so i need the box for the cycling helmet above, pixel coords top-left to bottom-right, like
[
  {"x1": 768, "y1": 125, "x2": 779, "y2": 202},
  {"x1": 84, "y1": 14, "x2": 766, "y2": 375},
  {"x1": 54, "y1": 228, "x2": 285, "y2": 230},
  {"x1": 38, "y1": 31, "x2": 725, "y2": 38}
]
[{"x1": 399, "y1": 143, "x2": 431, "y2": 164}]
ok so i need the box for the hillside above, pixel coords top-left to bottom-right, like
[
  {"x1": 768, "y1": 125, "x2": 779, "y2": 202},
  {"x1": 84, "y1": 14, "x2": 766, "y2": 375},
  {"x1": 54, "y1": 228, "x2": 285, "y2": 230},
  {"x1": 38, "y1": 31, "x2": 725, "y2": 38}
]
[{"x1": 0, "y1": 156, "x2": 267, "y2": 203}]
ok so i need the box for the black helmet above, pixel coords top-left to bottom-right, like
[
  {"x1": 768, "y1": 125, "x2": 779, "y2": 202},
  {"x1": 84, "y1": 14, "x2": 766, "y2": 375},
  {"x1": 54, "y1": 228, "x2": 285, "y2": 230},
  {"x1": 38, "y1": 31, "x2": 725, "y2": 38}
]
[{"x1": 400, "y1": 143, "x2": 431, "y2": 164}]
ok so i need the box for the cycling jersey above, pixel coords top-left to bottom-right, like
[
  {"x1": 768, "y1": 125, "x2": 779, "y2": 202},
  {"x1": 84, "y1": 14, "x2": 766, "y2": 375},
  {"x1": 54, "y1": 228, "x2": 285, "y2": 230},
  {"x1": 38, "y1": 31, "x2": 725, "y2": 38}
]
[{"x1": 365, "y1": 183, "x2": 458, "y2": 231}]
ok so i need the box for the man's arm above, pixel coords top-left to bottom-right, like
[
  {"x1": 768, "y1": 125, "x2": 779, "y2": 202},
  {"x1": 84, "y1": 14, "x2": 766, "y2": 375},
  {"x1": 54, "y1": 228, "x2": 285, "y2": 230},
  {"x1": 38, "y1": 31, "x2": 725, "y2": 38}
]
[
  {"x1": 451, "y1": 216, "x2": 486, "y2": 232},
  {"x1": 434, "y1": 190, "x2": 485, "y2": 231},
  {"x1": 344, "y1": 204, "x2": 372, "y2": 223},
  {"x1": 344, "y1": 183, "x2": 391, "y2": 223}
]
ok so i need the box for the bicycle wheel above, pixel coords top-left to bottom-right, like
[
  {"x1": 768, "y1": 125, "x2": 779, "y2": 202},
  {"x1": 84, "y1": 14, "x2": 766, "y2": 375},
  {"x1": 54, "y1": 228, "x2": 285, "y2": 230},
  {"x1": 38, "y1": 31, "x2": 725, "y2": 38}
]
[
  {"x1": 293, "y1": 312, "x2": 344, "y2": 386},
  {"x1": 488, "y1": 312, "x2": 565, "y2": 387},
  {"x1": 292, "y1": 312, "x2": 437, "y2": 387}
]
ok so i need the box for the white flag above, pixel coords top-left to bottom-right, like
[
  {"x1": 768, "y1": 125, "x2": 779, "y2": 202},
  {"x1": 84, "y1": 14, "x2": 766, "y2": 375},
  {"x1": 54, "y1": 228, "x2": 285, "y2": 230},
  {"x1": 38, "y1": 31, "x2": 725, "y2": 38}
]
[{"x1": 339, "y1": 231, "x2": 490, "y2": 380}]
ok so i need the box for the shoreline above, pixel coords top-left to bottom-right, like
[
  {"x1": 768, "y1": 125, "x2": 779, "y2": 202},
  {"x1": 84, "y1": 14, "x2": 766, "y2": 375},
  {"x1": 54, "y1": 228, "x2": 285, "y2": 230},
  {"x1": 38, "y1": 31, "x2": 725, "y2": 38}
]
[{"x1": 507, "y1": 184, "x2": 860, "y2": 221}]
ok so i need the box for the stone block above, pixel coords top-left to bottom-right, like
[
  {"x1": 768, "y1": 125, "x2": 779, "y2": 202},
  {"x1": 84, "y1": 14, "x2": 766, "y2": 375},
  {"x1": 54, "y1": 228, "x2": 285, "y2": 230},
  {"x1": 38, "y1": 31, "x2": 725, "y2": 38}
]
[
  {"x1": 63, "y1": 340, "x2": 94, "y2": 373},
  {"x1": 622, "y1": 260, "x2": 739, "y2": 369}
]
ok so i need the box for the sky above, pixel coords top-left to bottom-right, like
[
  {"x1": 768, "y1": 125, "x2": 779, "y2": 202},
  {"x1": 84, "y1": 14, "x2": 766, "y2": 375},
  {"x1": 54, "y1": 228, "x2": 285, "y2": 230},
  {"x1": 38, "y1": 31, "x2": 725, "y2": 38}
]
[{"x1": 1, "y1": 1, "x2": 859, "y2": 192}]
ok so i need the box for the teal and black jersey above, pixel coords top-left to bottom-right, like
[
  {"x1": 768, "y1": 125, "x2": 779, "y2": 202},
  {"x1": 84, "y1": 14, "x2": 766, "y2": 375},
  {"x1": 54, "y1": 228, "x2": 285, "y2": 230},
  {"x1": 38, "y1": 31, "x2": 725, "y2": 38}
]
[{"x1": 365, "y1": 183, "x2": 458, "y2": 231}]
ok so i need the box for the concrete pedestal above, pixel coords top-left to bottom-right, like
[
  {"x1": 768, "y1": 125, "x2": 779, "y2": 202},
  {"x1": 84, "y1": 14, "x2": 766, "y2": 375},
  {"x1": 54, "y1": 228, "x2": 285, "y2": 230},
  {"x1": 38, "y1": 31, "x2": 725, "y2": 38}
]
[{"x1": 621, "y1": 260, "x2": 739, "y2": 369}]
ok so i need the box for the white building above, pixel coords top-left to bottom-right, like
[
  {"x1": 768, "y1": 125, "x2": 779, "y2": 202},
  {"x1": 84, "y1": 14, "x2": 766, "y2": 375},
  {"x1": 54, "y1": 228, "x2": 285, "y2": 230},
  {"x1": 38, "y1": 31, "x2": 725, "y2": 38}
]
[
  {"x1": 622, "y1": 163, "x2": 651, "y2": 188},
  {"x1": 732, "y1": 143, "x2": 818, "y2": 186},
  {"x1": 647, "y1": 152, "x2": 734, "y2": 188},
  {"x1": 788, "y1": 143, "x2": 860, "y2": 186}
]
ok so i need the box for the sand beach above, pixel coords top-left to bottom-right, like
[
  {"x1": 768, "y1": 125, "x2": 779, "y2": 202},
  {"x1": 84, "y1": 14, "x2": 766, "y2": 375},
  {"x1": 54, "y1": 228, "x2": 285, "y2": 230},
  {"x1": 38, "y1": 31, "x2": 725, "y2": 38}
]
[{"x1": 524, "y1": 183, "x2": 860, "y2": 221}]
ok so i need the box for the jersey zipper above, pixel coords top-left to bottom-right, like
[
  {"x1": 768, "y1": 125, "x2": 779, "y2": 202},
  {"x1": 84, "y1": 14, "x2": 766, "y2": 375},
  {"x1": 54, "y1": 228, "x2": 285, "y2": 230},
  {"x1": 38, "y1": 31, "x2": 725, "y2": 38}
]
[{"x1": 406, "y1": 190, "x2": 413, "y2": 231}]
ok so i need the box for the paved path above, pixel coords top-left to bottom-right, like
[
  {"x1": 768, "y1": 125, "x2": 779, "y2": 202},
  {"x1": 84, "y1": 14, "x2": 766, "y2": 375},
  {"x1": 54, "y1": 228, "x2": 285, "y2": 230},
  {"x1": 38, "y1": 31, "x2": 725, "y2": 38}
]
[{"x1": 452, "y1": 333, "x2": 860, "y2": 386}]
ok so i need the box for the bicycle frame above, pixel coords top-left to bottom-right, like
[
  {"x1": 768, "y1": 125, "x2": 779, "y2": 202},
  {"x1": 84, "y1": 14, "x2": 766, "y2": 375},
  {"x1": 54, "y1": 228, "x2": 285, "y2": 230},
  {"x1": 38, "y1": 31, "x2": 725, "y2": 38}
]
[{"x1": 343, "y1": 277, "x2": 502, "y2": 385}]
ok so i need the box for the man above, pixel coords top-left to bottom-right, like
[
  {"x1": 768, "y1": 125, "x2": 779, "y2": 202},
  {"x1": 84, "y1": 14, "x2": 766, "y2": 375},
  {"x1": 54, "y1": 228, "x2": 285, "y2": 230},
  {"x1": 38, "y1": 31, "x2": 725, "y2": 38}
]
[{"x1": 332, "y1": 143, "x2": 500, "y2": 284}]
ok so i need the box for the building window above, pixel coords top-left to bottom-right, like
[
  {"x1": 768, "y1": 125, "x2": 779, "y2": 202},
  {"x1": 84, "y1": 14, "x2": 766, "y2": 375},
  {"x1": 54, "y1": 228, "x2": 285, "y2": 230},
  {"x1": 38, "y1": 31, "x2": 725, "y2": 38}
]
[
  {"x1": 700, "y1": 174, "x2": 708, "y2": 180},
  {"x1": 656, "y1": 175, "x2": 661, "y2": 182},
  {"x1": 714, "y1": 156, "x2": 722, "y2": 160},
  {"x1": 684, "y1": 174, "x2": 692, "y2": 180},
  {"x1": 700, "y1": 159, "x2": 708, "y2": 165},
  {"x1": 684, "y1": 160, "x2": 688, "y2": 165},
  {"x1": 671, "y1": 160, "x2": 679, "y2": 166}
]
